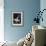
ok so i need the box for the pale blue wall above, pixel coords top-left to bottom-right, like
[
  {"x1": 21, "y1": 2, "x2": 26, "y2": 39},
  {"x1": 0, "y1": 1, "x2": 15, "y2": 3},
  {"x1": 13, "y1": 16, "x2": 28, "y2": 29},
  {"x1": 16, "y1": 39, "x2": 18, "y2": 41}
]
[
  {"x1": 40, "y1": 0, "x2": 46, "y2": 27},
  {"x1": 4, "y1": 0, "x2": 40, "y2": 42}
]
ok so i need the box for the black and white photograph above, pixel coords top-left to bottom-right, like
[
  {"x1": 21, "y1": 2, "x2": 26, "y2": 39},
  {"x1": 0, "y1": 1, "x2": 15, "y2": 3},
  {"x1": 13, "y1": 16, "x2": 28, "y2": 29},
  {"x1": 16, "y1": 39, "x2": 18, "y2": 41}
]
[{"x1": 12, "y1": 11, "x2": 23, "y2": 26}]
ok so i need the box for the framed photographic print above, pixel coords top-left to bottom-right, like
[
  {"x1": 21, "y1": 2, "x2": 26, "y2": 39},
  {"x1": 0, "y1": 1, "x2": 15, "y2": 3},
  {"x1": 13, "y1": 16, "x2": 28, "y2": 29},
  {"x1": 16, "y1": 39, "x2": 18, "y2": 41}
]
[{"x1": 12, "y1": 11, "x2": 23, "y2": 26}]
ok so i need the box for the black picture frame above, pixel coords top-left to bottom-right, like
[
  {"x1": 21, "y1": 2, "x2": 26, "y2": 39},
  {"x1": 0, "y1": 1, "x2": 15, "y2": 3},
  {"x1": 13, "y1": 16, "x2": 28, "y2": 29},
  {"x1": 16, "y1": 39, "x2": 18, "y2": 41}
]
[{"x1": 12, "y1": 11, "x2": 23, "y2": 26}]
